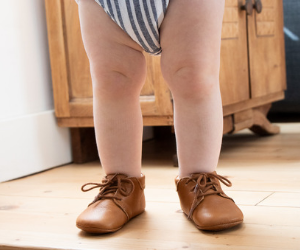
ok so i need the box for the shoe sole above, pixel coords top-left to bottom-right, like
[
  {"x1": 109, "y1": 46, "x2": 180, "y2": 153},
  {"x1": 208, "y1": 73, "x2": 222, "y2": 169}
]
[
  {"x1": 76, "y1": 223, "x2": 123, "y2": 234},
  {"x1": 183, "y1": 212, "x2": 243, "y2": 232},
  {"x1": 195, "y1": 220, "x2": 243, "y2": 231},
  {"x1": 76, "y1": 209, "x2": 145, "y2": 234}
]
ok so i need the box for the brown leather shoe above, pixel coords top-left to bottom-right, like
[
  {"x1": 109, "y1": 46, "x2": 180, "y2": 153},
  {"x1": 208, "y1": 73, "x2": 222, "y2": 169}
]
[
  {"x1": 76, "y1": 173, "x2": 146, "y2": 234},
  {"x1": 175, "y1": 171, "x2": 243, "y2": 231}
]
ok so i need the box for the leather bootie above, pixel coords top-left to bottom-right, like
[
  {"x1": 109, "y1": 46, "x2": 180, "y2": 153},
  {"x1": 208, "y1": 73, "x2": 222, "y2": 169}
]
[
  {"x1": 76, "y1": 173, "x2": 146, "y2": 234},
  {"x1": 175, "y1": 171, "x2": 243, "y2": 231}
]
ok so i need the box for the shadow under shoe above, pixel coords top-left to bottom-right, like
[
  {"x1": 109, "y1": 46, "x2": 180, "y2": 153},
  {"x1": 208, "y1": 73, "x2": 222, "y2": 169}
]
[
  {"x1": 76, "y1": 173, "x2": 146, "y2": 234},
  {"x1": 175, "y1": 171, "x2": 243, "y2": 231}
]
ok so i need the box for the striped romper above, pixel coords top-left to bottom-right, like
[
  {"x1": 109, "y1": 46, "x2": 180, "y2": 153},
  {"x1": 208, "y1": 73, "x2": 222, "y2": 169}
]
[{"x1": 76, "y1": 0, "x2": 170, "y2": 56}]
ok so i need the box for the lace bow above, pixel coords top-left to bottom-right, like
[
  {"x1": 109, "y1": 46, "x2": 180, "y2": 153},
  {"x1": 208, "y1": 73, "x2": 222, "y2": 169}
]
[
  {"x1": 185, "y1": 172, "x2": 232, "y2": 219},
  {"x1": 81, "y1": 173, "x2": 134, "y2": 206}
]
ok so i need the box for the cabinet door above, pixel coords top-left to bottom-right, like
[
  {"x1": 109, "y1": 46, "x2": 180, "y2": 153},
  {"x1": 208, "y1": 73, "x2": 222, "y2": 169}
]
[
  {"x1": 219, "y1": 0, "x2": 250, "y2": 106},
  {"x1": 45, "y1": 0, "x2": 172, "y2": 120},
  {"x1": 140, "y1": 53, "x2": 173, "y2": 117},
  {"x1": 247, "y1": 0, "x2": 287, "y2": 98}
]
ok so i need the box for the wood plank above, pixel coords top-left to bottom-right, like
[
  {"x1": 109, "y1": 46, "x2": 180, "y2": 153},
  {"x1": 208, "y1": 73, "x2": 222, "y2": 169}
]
[
  {"x1": 223, "y1": 115, "x2": 234, "y2": 134},
  {"x1": 143, "y1": 52, "x2": 173, "y2": 116},
  {"x1": 70, "y1": 128, "x2": 99, "y2": 163},
  {"x1": 44, "y1": 0, "x2": 70, "y2": 117},
  {"x1": 247, "y1": 0, "x2": 287, "y2": 98},
  {"x1": 223, "y1": 91, "x2": 285, "y2": 116},
  {"x1": 56, "y1": 116, "x2": 175, "y2": 127},
  {"x1": 69, "y1": 96, "x2": 171, "y2": 117},
  {"x1": 145, "y1": 188, "x2": 273, "y2": 206},
  {"x1": 257, "y1": 192, "x2": 300, "y2": 208},
  {"x1": 219, "y1": 1, "x2": 250, "y2": 106},
  {"x1": 0, "y1": 203, "x2": 300, "y2": 250},
  {"x1": 62, "y1": 0, "x2": 93, "y2": 100},
  {"x1": 58, "y1": 91, "x2": 285, "y2": 127},
  {"x1": 1, "y1": 123, "x2": 300, "y2": 249}
]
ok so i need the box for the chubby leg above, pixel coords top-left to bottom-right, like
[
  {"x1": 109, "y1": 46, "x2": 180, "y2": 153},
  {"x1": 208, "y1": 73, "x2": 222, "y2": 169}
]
[
  {"x1": 159, "y1": 1, "x2": 243, "y2": 232},
  {"x1": 160, "y1": 0, "x2": 225, "y2": 177},
  {"x1": 77, "y1": 0, "x2": 146, "y2": 177}
]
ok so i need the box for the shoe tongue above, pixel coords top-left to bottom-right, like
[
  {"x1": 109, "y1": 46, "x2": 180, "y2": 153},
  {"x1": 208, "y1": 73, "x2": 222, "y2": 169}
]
[
  {"x1": 190, "y1": 173, "x2": 216, "y2": 187},
  {"x1": 102, "y1": 173, "x2": 131, "y2": 198},
  {"x1": 190, "y1": 173, "x2": 206, "y2": 180},
  {"x1": 190, "y1": 172, "x2": 216, "y2": 179},
  {"x1": 105, "y1": 173, "x2": 129, "y2": 181}
]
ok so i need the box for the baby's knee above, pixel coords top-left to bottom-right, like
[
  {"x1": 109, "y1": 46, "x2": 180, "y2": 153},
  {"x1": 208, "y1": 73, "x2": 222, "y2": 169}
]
[
  {"x1": 161, "y1": 62, "x2": 220, "y2": 100},
  {"x1": 90, "y1": 61, "x2": 147, "y2": 99}
]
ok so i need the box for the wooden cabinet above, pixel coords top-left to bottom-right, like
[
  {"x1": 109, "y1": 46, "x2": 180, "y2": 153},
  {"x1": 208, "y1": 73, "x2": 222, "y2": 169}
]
[
  {"x1": 45, "y1": 0, "x2": 286, "y2": 162},
  {"x1": 219, "y1": 0, "x2": 286, "y2": 135}
]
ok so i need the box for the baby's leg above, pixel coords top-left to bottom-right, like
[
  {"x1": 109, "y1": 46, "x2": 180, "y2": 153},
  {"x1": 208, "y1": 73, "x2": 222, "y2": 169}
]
[
  {"x1": 77, "y1": 0, "x2": 146, "y2": 177},
  {"x1": 160, "y1": 0, "x2": 225, "y2": 177}
]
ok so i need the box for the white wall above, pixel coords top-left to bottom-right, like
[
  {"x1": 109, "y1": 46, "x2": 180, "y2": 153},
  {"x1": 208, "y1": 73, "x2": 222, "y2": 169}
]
[{"x1": 0, "y1": 0, "x2": 72, "y2": 182}]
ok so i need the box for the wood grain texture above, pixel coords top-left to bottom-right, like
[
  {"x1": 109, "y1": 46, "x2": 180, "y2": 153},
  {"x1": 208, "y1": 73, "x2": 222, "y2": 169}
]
[
  {"x1": 219, "y1": 0, "x2": 250, "y2": 107},
  {"x1": 44, "y1": 0, "x2": 71, "y2": 117},
  {"x1": 142, "y1": 52, "x2": 174, "y2": 116},
  {"x1": 0, "y1": 123, "x2": 300, "y2": 249},
  {"x1": 62, "y1": 0, "x2": 93, "y2": 99},
  {"x1": 45, "y1": 0, "x2": 286, "y2": 132},
  {"x1": 70, "y1": 128, "x2": 99, "y2": 163},
  {"x1": 248, "y1": 0, "x2": 287, "y2": 98}
]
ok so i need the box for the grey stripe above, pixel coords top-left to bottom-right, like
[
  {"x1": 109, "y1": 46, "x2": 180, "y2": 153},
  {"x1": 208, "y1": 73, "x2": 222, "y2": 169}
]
[
  {"x1": 98, "y1": 0, "x2": 104, "y2": 8},
  {"x1": 113, "y1": 1, "x2": 127, "y2": 33},
  {"x1": 162, "y1": 0, "x2": 167, "y2": 14},
  {"x1": 142, "y1": 0, "x2": 159, "y2": 41},
  {"x1": 106, "y1": 0, "x2": 116, "y2": 21},
  {"x1": 150, "y1": 1, "x2": 158, "y2": 23},
  {"x1": 134, "y1": 0, "x2": 158, "y2": 51},
  {"x1": 94, "y1": 0, "x2": 164, "y2": 55},
  {"x1": 126, "y1": 1, "x2": 151, "y2": 52}
]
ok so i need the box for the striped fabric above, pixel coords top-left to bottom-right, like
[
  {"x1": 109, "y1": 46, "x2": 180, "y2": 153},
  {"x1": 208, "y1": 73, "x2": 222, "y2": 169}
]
[{"x1": 94, "y1": 0, "x2": 170, "y2": 56}]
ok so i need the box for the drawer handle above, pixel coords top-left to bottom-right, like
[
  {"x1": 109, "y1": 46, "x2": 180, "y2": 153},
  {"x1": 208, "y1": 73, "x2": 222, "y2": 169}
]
[
  {"x1": 254, "y1": 0, "x2": 263, "y2": 14},
  {"x1": 241, "y1": 0, "x2": 253, "y2": 15},
  {"x1": 241, "y1": 0, "x2": 263, "y2": 15}
]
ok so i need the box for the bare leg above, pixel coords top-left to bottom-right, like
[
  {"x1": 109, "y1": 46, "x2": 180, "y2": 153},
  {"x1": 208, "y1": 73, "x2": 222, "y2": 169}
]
[
  {"x1": 77, "y1": 0, "x2": 146, "y2": 177},
  {"x1": 160, "y1": 0, "x2": 225, "y2": 177}
]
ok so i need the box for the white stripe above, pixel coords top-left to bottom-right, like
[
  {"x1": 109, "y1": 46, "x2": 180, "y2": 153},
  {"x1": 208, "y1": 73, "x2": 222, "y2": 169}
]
[
  {"x1": 146, "y1": 0, "x2": 158, "y2": 28},
  {"x1": 110, "y1": 1, "x2": 120, "y2": 27},
  {"x1": 156, "y1": 1, "x2": 165, "y2": 28},
  {"x1": 102, "y1": 1, "x2": 113, "y2": 22},
  {"x1": 140, "y1": 0, "x2": 160, "y2": 47},
  {"x1": 103, "y1": 1, "x2": 108, "y2": 16},
  {"x1": 128, "y1": 1, "x2": 153, "y2": 52},
  {"x1": 117, "y1": 1, "x2": 141, "y2": 47}
]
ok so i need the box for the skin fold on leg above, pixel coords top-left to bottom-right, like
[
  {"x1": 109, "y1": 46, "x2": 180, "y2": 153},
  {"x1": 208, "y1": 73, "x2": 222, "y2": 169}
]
[
  {"x1": 159, "y1": 0, "x2": 226, "y2": 177},
  {"x1": 77, "y1": 0, "x2": 146, "y2": 178}
]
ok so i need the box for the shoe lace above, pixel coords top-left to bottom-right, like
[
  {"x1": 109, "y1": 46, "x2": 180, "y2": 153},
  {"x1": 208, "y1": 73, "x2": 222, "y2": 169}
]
[
  {"x1": 185, "y1": 172, "x2": 232, "y2": 219},
  {"x1": 81, "y1": 173, "x2": 134, "y2": 206}
]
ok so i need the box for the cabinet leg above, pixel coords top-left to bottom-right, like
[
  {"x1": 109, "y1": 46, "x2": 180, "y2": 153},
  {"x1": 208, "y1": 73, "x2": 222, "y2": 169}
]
[
  {"x1": 249, "y1": 103, "x2": 280, "y2": 136},
  {"x1": 173, "y1": 154, "x2": 178, "y2": 167},
  {"x1": 70, "y1": 128, "x2": 99, "y2": 164},
  {"x1": 170, "y1": 127, "x2": 178, "y2": 167}
]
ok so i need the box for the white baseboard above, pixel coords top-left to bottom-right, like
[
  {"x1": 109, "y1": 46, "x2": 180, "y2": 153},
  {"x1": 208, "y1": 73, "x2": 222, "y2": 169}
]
[{"x1": 0, "y1": 110, "x2": 72, "y2": 182}]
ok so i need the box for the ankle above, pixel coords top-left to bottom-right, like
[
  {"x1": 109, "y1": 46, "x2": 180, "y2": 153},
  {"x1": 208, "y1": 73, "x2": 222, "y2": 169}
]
[
  {"x1": 104, "y1": 170, "x2": 142, "y2": 178},
  {"x1": 178, "y1": 169, "x2": 216, "y2": 179}
]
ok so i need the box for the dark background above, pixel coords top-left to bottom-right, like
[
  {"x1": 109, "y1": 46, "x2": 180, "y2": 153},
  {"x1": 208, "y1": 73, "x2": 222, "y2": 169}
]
[{"x1": 269, "y1": 0, "x2": 300, "y2": 121}]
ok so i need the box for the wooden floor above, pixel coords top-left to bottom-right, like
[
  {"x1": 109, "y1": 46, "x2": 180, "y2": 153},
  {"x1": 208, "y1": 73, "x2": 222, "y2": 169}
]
[{"x1": 1, "y1": 122, "x2": 300, "y2": 250}]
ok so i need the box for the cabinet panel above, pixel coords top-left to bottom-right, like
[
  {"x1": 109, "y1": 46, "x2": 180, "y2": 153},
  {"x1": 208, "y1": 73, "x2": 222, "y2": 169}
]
[
  {"x1": 45, "y1": 0, "x2": 71, "y2": 117},
  {"x1": 142, "y1": 53, "x2": 173, "y2": 116},
  {"x1": 45, "y1": 0, "x2": 286, "y2": 132},
  {"x1": 247, "y1": 0, "x2": 287, "y2": 98},
  {"x1": 219, "y1": 0, "x2": 250, "y2": 106},
  {"x1": 53, "y1": 0, "x2": 172, "y2": 118},
  {"x1": 63, "y1": 0, "x2": 93, "y2": 100}
]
